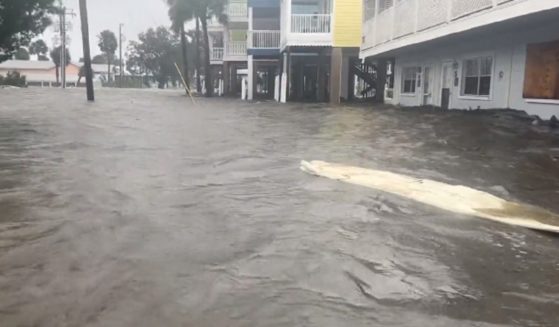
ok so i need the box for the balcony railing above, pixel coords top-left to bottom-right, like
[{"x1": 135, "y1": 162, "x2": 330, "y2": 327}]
[
  {"x1": 227, "y1": 41, "x2": 247, "y2": 56},
  {"x1": 248, "y1": 30, "x2": 280, "y2": 49},
  {"x1": 211, "y1": 47, "x2": 224, "y2": 61},
  {"x1": 291, "y1": 14, "x2": 331, "y2": 33},
  {"x1": 227, "y1": 1, "x2": 248, "y2": 18},
  {"x1": 363, "y1": 0, "x2": 522, "y2": 48}
]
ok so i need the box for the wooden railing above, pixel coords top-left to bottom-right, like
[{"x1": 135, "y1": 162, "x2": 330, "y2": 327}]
[
  {"x1": 211, "y1": 47, "x2": 224, "y2": 61},
  {"x1": 363, "y1": 0, "x2": 521, "y2": 48},
  {"x1": 227, "y1": 1, "x2": 247, "y2": 18},
  {"x1": 227, "y1": 41, "x2": 247, "y2": 56},
  {"x1": 248, "y1": 30, "x2": 280, "y2": 49},
  {"x1": 291, "y1": 14, "x2": 331, "y2": 33}
]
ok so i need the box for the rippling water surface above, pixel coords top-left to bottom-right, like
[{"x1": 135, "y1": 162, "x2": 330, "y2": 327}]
[{"x1": 1, "y1": 88, "x2": 558, "y2": 327}]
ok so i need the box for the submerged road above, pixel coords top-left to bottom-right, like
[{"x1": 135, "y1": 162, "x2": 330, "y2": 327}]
[{"x1": 1, "y1": 88, "x2": 558, "y2": 327}]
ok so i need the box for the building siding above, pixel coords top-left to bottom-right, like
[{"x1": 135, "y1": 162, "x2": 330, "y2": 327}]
[
  {"x1": 388, "y1": 20, "x2": 559, "y2": 119},
  {"x1": 333, "y1": 0, "x2": 362, "y2": 47}
]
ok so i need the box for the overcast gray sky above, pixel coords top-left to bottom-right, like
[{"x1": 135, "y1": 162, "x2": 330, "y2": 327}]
[{"x1": 42, "y1": 0, "x2": 172, "y2": 61}]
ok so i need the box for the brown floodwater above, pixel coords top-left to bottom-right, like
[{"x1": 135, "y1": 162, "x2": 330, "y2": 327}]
[{"x1": 1, "y1": 88, "x2": 558, "y2": 327}]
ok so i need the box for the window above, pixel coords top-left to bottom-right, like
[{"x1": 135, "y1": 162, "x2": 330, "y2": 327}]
[
  {"x1": 462, "y1": 56, "x2": 492, "y2": 96},
  {"x1": 401, "y1": 67, "x2": 420, "y2": 94},
  {"x1": 523, "y1": 40, "x2": 559, "y2": 100}
]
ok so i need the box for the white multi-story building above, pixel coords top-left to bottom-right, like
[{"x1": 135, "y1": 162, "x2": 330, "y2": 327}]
[
  {"x1": 361, "y1": 0, "x2": 559, "y2": 119},
  {"x1": 207, "y1": 0, "x2": 249, "y2": 96}
]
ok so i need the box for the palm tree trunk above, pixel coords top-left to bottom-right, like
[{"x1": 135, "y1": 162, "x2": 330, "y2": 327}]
[
  {"x1": 200, "y1": 10, "x2": 213, "y2": 97},
  {"x1": 108, "y1": 57, "x2": 111, "y2": 83},
  {"x1": 195, "y1": 17, "x2": 201, "y2": 93},
  {"x1": 180, "y1": 23, "x2": 190, "y2": 89},
  {"x1": 55, "y1": 65, "x2": 60, "y2": 84}
]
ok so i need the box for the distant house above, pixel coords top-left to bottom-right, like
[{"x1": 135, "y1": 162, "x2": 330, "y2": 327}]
[
  {"x1": 90, "y1": 64, "x2": 110, "y2": 82},
  {"x1": 0, "y1": 60, "x2": 81, "y2": 86}
]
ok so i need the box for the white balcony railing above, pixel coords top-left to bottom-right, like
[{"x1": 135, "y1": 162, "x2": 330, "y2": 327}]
[
  {"x1": 363, "y1": 0, "x2": 523, "y2": 48},
  {"x1": 248, "y1": 30, "x2": 280, "y2": 49},
  {"x1": 227, "y1": 1, "x2": 248, "y2": 18},
  {"x1": 211, "y1": 47, "x2": 224, "y2": 61},
  {"x1": 291, "y1": 14, "x2": 331, "y2": 33},
  {"x1": 227, "y1": 41, "x2": 247, "y2": 56}
]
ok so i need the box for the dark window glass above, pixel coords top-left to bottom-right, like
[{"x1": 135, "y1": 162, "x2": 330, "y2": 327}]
[
  {"x1": 479, "y1": 76, "x2": 491, "y2": 95},
  {"x1": 463, "y1": 77, "x2": 479, "y2": 95}
]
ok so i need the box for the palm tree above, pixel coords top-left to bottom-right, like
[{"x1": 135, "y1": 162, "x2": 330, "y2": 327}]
[
  {"x1": 198, "y1": 0, "x2": 226, "y2": 97},
  {"x1": 166, "y1": 0, "x2": 226, "y2": 97},
  {"x1": 50, "y1": 46, "x2": 71, "y2": 84},
  {"x1": 167, "y1": 0, "x2": 194, "y2": 89},
  {"x1": 194, "y1": 17, "x2": 201, "y2": 93},
  {"x1": 97, "y1": 30, "x2": 118, "y2": 82}
]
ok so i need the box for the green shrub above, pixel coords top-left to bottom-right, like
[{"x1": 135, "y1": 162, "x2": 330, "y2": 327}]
[{"x1": 0, "y1": 71, "x2": 27, "y2": 87}]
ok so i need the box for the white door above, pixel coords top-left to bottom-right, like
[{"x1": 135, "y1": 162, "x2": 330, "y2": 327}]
[
  {"x1": 422, "y1": 65, "x2": 433, "y2": 105},
  {"x1": 440, "y1": 62, "x2": 453, "y2": 109}
]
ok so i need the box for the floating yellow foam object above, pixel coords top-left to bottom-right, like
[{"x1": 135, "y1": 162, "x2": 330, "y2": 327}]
[{"x1": 301, "y1": 160, "x2": 559, "y2": 233}]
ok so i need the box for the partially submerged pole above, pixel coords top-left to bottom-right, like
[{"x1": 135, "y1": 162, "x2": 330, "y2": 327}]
[
  {"x1": 174, "y1": 62, "x2": 196, "y2": 104},
  {"x1": 79, "y1": 0, "x2": 94, "y2": 101}
]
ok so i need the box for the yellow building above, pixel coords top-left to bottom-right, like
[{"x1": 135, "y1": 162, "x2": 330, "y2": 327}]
[
  {"x1": 333, "y1": 0, "x2": 363, "y2": 47},
  {"x1": 278, "y1": 0, "x2": 365, "y2": 103}
]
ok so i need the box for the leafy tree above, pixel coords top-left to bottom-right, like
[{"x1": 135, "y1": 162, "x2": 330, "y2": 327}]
[
  {"x1": 49, "y1": 45, "x2": 71, "y2": 83},
  {"x1": 14, "y1": 48, "x2": 31, "y2": 60},
  {"x1": 0, "y1": 71, "x2": 27, "y2": 87},
  {"x1": 29, "y1": 39, "x2": 48, "y2": 58},
  {"x1": 97, "y1": 30, "x2": 118, "y2": 81},
  {"x1": 91, "y1": 53, "x2": 120, "y2": 65},
  {"x1": 0, "y1": 0, "x2": 56, "y2": 63},
  {"x1": 127, "y1": 26, "x2": 180, "y2": 89}
]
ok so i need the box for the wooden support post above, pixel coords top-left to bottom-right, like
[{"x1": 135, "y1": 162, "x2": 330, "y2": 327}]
[{"x1": 330, "y1": 47, "x2": 343, "y2": 104}]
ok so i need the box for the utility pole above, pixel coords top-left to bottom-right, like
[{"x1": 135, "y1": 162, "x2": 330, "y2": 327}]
[
  {"x1": 119, "y1": 23, "x2": 124, "y2": 88},
  {"x1": 57, "y1": 3, "x2": 75, "y2": 89},
  {"x1": 60, "y1": 8, "x2": 66, "y2": 88},
  {"x1": 79, "y1": 0, "x2": 94, "y2": 101}
]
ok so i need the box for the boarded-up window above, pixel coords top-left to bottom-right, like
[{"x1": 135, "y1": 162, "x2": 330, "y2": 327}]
[{"x1": 523, "y1": 40, "x2": 559, "y2": 100}]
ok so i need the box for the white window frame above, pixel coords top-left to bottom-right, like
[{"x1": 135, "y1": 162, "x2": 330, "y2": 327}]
[
  {"x1": 401, "y1": 66, "x2": 420, "y2": 96},
  {"x1": 459, "y1": 55, "x2": 494, "y2": 100}
]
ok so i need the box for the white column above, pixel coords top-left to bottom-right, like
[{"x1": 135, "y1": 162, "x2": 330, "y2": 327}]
[
  {"x1": 280, "y1": 52, "x2": 288, "y2": 103},
  {"x1": 248, "y1": 54, "x2": 254, "y2": 100},
  {"x1": 224, "y1": 28, "x2": 229, "y2": 58},
  {"x1": 248, "y1": 6, "x2": 253, "y2": 48},
  {"x1": 287, "y1": 0, "x2": 292, "y2": 34},
  {"x1": 248, "y1": 7, "x2": 253, "y2": 30}
]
